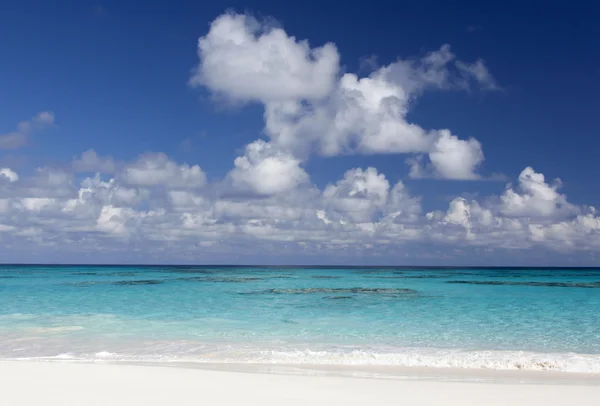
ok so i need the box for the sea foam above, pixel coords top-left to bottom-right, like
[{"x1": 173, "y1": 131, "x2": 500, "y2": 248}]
[{"x1": 8, "y1": 346, "x2": 600, "y2": 373}]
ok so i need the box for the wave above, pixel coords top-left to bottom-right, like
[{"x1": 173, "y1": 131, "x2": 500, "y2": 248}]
[
  {"x1": 251, "y1": 349, "x2": 600, "y2": 373},
  {"x1": 7, "y1": 346, "x2": 600, "y2": 373}
]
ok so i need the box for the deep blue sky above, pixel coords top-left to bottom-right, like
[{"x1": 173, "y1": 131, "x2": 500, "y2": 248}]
[{"x1": 1, "y1": 0, "x2": 599, "y2": 264}]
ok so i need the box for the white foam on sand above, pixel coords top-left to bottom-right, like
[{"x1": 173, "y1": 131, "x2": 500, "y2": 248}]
[
  {"x1": 250, "y1": 348, "x2": 600, "y2": 373},
  {"x1": 1, "y1": 361, "x2": 599, "y2": 406},
  {"x1": 8, "y1": 346, "x2": 600, "y2": 373}
]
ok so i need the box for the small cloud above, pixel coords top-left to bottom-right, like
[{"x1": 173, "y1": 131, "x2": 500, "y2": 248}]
[
  {"x1": 0, "y1": 168, "x2": 19, "y2": 183},
  {"x1": 0, "y1": 111, "x2": 55, "y2": 150},
  {"x1": 488, "y1": 172, "x2": 509, "y2": 182},
  {"x1": 72, "y1": 149, "x2": 117, "y2": 174},
  {"x1": 456, "y1": 60, "x2": 501, "y2": 91},
  {"x1": 467, "y1": 25, "x2": 481, "y2": 33},
  {"x1": 458, "y1": 192, "x2": 481, "y2": 201},
  {"x1": 359, "y1": 54, "x2": 379, "y2": 73}
]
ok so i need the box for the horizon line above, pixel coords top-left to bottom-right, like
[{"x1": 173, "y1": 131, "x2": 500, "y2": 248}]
[{"x1": 1, "y1": 263, "x2": 599, "y2": 269}]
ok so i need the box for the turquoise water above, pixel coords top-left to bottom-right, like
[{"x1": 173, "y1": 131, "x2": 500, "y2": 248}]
[{"x1": 1, "y1": 265, "x2": 600, "y2": 372}]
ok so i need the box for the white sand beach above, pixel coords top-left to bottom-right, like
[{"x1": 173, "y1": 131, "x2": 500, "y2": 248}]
[{"x1": 2, "y1": 361, "x2": 599, "y2": 406}]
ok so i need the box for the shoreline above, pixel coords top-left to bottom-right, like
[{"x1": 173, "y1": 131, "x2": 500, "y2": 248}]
[
  {"x1": 5, "y1": 344, "x2": 600, "y2": 375},
  {"x1": 174, "y1": 361, "x2": 600, "y2": 385},
  {"x1": 2, "y1": 361, "x2": 600, "y2": 406},
  {"x1": 5, "y1": 358, "x2": 600, "y2": 385}
]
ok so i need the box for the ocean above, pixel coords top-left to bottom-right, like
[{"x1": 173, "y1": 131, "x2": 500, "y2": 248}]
[{"x1": 1, "y1": 265, "x2": 599, "y2": 373}]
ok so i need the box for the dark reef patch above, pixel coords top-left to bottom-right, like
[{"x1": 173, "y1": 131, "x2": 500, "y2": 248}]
[
  {"x1": 310, "y1": 275, "x2": 342, "y2": 279},
  {"x1": 72, "y1": 271, "x2": 138, "y2": 277},
  {"x1": 160, "y1": 267, "x2": 220, "y2": 274},
  {"x1": 176, "y1": 276, "x2": 263, "y2": 283},
  {"x1": 447, "y1": 280, "x2": 600, "y2": 288},
  {"x1": 241, "y1": 287, "x2": 418, "y2": 297},
  {"x1": 352, "y1": 269, "x2": 388, "y2": 274},
  {"x1": 406, "y1": 274, "x2": 450, "y2": 279},
  {"x1": 263, "y1": 275, "x2": 296, "y2": 279},
  {"x1": 366, "y1": 274, "x2": 449, "y2": 279},
  {"x1": 107, "y1": 272, "x2": 138, "y2": 277},
  {"x1": 66, "y1": 281, "x2": 104, "y2": 287},
  {"x1": 281, "y1": 319, "x2": 298, "y2": 324},
  {"x1": 113, "y1": 279, "x2": 164, "y2": 286}
]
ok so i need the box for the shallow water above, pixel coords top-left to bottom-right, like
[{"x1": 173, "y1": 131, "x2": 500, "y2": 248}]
[{"x1": 1, "y1": 265, "x2": 600, "y2": 372}]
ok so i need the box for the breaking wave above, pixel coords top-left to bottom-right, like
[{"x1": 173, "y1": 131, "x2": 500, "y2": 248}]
[{"x1": 8, "y1": 345, "x2": 600, "y2": 373}]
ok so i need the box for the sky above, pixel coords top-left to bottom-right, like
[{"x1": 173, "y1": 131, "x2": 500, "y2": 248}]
[{"x1": 1, "y1": 0, "x2": 599, "y2": 265}]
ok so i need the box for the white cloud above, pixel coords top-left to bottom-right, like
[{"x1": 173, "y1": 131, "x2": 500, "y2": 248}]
[
  {"x1": 380, "y1": 44, "x2": 464, "y2": 94},
  {"x1": 96, "y1": 206, "x2": 139, "y2": 235},
  {"x1": 0, "y1": 199, "x2": 10, "y2": 213},
  {"x1": 500, "y1": 167, "x2": 574, "y2": 218},
  {"x1": 264, "y1": 72, "x2": 434, "y2": 158},
  {"x1": 189, "y1": 12, "x2": 339, "y2": 103},
  {"x1": 0, "y1": 154, "x2": 599, "y2": 261},
  {"x1": 262, "y1": 51, "x2": 495, "y2": 166},
  {"x1": 96, "y1": 206, "x2": 123, "y2": 234},
  {"x1": 316, "y1": 209, "x2": 332, "y2": 225},
  {"x1": 321, "y1": 167, "x2": 421, "y2": 225},
  {"x1": 437, "y1": 197, "x2": 490, "y2": 241},
  {"x1": 192, "y1": 13, "x2": 499, "y2": 180},
  {"x1": 33, "y1": 167, "x2": 72, "y2": 188},
  {"x1": 456, "y1": 59, "x2": 500, "y2": 91},
  {"x1": 6, "y1": 167, "x2": 75, "y2": 199},
  {"x1": 34, "y1": 112, "x2": 55, "y2": 125},
  {"x1": 0, "y1": 112, "x2": 54, "y2": 149},
  {"x1": 73, "y1": 150, "x2": 118, "y2": 173},
  {"x1": 443, "y1": 197, "x2": 473, "y2": 228},
  {"x1": 383, "y1": 181, "x2": 422, "y2": 223},
  {"x1": 120, "y1": 153, "x2": 206, "y2": 188},
  {"x1": 409, "y1": 130, "x2": 484, "y2": 180},
  {"x1": 0, "y1": 224, "x2": 15, "y2": 232},
  {"x1": 382, "y1": 45, "x2": 498, "y2": 92},
  {"x1": 322, "y1": 168, "x2": 390, "y2": 223},
  {"x1": 168, "y1": 190, "x2": 207, "y2": 211},
  {"x1": 0, "y1": 168, "x2": 19, "y2": 183},
  {"x1": 18, "y1": 197, "x2": 58, "y2": 212},
  {"x1": 64, "y1": 176, "x2": 148, "y2": 212},
  {"x1": 227, "y1": 140, "x2": 309, "y2": 195},
  {"x1": 421, "y1": 166, "x2": 600, "y2": 251}
]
